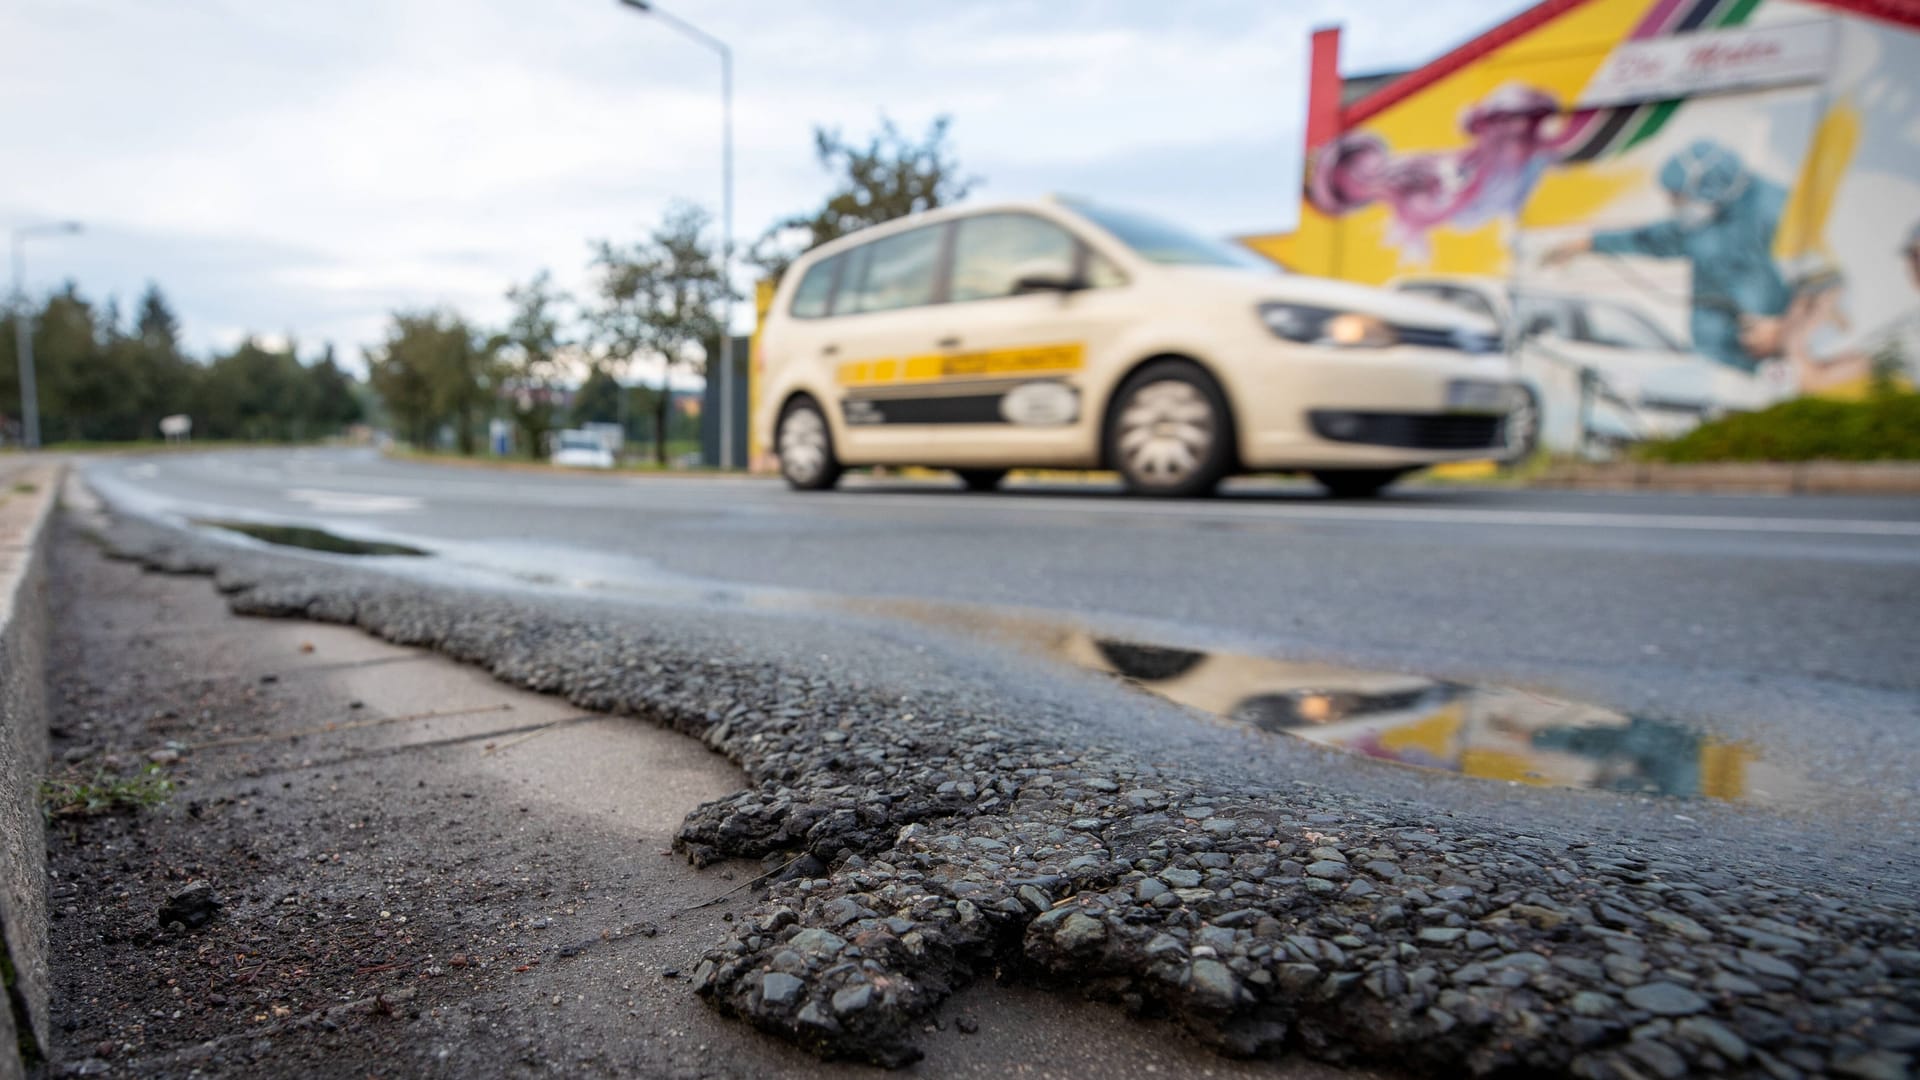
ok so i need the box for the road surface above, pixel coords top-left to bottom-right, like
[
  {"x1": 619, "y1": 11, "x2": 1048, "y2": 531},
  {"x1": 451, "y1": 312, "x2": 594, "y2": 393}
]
[{"x1": 74, "y1": 447, "x2": 1920, "y2": 1073}]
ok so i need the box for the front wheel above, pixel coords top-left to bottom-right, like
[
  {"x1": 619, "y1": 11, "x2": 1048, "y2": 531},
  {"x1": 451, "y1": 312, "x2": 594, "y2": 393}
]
[
  {"x1": 954, "y1": 469, "x2": 1008, "y2": 492},
  {"x1": 1499, "y1": 385, "x2": 1541, "y2": 466},
  {"x1": 1312, "y1": 468, "x2": 1410, "y2": 498},
  {"x1": 1106, "y1": 362, "x2": 1233, "y2": 497},
  {"x1": 777, "y1": 398, "x2": 843, "y2": 491}
]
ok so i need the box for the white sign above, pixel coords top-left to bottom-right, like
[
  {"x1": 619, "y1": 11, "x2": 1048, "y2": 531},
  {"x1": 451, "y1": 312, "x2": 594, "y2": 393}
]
[
  {"x1": 1578, "y1": 20, "x2": 1834, "y2": 108},
  {"x1": 999, "y1": 381, "x2": 1080, "y2": 426}
]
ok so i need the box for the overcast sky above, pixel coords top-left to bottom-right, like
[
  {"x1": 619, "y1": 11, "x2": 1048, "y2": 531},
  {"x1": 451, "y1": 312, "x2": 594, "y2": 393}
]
[{"x1": 3, "y1": 0, "x2": 1532, "y2": 370}]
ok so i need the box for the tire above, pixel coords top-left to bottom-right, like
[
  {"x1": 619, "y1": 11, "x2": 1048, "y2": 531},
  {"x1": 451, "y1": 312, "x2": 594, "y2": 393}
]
[
  {"x1": 777, "y1": 397, "x2": 843, "y2": 491},
  {"x1": 1312, "y1": 468, "x2": 1409, "y2": 498},
  {"x1": 1499, "y1": 385, "x2": 1541, "y2": 466},
  {"x1": 1105, "y1": 361, "x2": 1233, "y2": 497},
  {"x1": 955, "y1": 468, "x2": 1008, "y2": 492}
]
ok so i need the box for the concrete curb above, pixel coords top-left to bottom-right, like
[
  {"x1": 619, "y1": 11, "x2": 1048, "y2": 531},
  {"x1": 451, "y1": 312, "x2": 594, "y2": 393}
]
[
  {"x1": 0, "y1": 460, "x2": 63, "y2": 1080},
  {"x1": 1538, "y1": 460, "x2": 1920, "y2": 495}
]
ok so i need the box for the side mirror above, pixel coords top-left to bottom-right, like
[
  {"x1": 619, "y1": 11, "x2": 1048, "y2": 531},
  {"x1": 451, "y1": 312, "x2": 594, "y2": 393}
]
[{"x1": 1012, "y1": 271, "x2": 1088, "y2": 294}]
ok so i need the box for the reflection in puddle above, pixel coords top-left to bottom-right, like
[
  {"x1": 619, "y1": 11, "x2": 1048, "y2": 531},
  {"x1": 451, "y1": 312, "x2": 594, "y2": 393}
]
[
  {"x1": 193, "y1": 519, "x2": 429, "y2": 557},
  {"x1": 854, "y1": 600, "x2": 1790, "y2": 805},
  {"x1": 1069, "y1": 636, "x2": 1785, "y2": 803}
]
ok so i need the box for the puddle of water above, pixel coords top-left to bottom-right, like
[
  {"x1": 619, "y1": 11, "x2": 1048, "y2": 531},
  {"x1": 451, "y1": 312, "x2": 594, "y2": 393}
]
[
  {"x1": 193, "y1": 519, "x2": 428, "y2": 557},
  {"x1": 847, "y1": 598, "x2": 1795, "y2": 806}
]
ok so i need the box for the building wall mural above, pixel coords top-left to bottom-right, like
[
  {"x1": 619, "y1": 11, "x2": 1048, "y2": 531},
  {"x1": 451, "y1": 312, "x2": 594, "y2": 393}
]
[{"x1": 1249, "y1": 0, "x2": 1920, "y2": 453}]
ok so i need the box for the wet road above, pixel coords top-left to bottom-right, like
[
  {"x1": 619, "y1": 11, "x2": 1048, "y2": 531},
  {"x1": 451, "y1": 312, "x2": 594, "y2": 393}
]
[{"x1": 83, "y1": 446, "x2": 1920, "y2": 822}]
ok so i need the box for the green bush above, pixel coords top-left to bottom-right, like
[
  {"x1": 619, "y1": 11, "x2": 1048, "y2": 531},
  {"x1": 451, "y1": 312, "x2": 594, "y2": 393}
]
[{"x1": 1637, "y1": 391, "x2": 1920, "y2": 463}]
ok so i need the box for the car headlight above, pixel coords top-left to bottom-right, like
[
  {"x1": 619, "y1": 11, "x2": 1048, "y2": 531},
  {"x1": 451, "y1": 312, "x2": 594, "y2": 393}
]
[{"x1": 1257, "y1": 303, "x2": 1399, "y2": 348}]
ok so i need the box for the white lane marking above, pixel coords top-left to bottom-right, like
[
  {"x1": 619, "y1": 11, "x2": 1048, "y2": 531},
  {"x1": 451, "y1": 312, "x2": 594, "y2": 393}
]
[
  {"x1": 284, "y1": 488, "x2": 423, "y2": 514},
  {"x1": 804, "y1": 492, "x2": 1920, "y2": 538}
]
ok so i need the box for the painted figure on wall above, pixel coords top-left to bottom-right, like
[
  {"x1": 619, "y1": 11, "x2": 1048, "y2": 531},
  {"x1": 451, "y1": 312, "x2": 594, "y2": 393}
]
[
  {"x1": 1544, "y1": 140, "x2": 1789, "y2": 373},
  {"x1": 1308, "y1": 84, "x2": 1582, "y2": 258}
]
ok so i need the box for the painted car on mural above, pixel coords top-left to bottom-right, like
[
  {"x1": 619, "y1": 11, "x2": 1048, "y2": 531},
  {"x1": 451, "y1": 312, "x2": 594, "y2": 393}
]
[{"x1": 1391, "y1": 274, "x2": 1788, "y2": 455}]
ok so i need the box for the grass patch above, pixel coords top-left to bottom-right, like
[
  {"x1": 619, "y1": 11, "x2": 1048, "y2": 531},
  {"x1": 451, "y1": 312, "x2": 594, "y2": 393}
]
[
  {"x1": 42, "y1": 764, "x2": 175, "y2": 819},
  {"x1": 11, "y1": 481, "x2": 37, "y2": 494},
  {"x1": 1637, "y1": 390, "x2": 1920, "y2": 463}
]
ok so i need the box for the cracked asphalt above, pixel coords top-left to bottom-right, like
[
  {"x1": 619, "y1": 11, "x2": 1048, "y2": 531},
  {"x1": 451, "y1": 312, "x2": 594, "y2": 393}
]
[{"x1": 66, "y1": 449, "x2": 1920, "y2": 1076}]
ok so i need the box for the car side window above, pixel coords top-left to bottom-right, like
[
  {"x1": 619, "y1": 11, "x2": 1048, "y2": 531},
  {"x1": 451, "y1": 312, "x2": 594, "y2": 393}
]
[
  {"x1": 836, "y1": 225, "x2": 944, "y2": 315},
  {"x1": 1515, "y1": 296, "x2": 1575, "y2": 339},
  {"x1": 789, "y1": 255, "x2": 841, "y2": 319},
  {"x1": 1578, "y1": 301, "x2": 1676, "y2": 351},
  {"x1": 950, "y1": 213, "x2": 1085, "y2": 302}
]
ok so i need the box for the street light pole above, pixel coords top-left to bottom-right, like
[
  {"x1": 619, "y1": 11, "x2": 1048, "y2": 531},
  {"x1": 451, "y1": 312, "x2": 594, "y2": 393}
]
[
  {"x1": 9, "y1": 221, "x2": 83, "y2": 451},
  {"x1": 615, "y1": 0, "x2": 736, "y2": 470}
]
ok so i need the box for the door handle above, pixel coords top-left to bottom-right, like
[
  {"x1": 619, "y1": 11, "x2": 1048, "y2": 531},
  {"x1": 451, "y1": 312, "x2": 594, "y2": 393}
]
[
  {"x1": 821, "y1": 344, "x2": 839, "y2": 357},
  {"x1": 936, "y1": 336, "x2": 962, "y2": 349}
]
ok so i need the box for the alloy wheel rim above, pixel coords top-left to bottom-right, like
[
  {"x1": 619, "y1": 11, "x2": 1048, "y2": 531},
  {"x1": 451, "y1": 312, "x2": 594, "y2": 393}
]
[
  {"x1": 781, "y1": 408, "x2": 827, "y2": 483},
  {"x1": 1505, "y1": 392, "x2": 1539, "y2": 459},
  {"x1": 1116, "y1": 380, "x2": 1214, "y2": 485}
]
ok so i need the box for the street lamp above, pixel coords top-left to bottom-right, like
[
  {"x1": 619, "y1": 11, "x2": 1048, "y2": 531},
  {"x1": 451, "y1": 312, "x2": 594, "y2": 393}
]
[
  {"x1": 615, "y1": 0, "x2": 737, "y2": 470},
  {"x1": 10, "y1": 221, "x2": 83, "y2": 451}
]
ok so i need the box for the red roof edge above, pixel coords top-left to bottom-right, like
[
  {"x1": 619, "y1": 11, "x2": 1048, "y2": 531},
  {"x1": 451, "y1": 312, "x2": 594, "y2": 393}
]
[
  {"x1": 1338, "y1": 0, "x2": 1599, "y2": 129},
  {"x1": 1305, "y1": 27, "x2": 1344, "y2": 151},
  {"x1": 1336, "y1": 0, "x2": 1920, "y2": 133},
  {"x1": 1808, "y1": 0, "x2": 1920, "y2": 28}
]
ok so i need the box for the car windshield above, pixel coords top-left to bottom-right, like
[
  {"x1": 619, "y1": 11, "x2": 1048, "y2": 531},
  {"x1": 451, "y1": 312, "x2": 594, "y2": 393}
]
[
  {"x1": 1064, "y1": 200, "x2": 1277, "y2": 272},
  {"x1": 559, "y1": 435, "x2": 599, "y2": 451}
]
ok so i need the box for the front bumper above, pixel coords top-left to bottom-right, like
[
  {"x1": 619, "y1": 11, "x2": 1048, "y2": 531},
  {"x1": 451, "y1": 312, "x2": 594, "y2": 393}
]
[{"x1": 1225, "y1": 346, "x2": 1517, "y2": 469}]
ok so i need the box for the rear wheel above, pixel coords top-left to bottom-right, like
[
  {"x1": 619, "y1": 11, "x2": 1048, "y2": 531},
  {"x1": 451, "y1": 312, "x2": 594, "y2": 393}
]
[
  {"x1": 1106, "y1": 361, "x2": 1232, "y2": 497},
  {"x1": 777, "y1": 397, "x2": 843, "y2": 491},
  {"x1": 955, "y1": 468, "x2": 1008, "y2": 492},
  {"x1": 1312, "y1": 468, "x2": 1410, "y2": 498}
]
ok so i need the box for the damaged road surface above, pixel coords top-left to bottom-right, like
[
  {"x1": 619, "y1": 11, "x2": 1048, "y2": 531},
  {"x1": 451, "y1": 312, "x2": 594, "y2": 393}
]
[
  {"x1": 59, "y1": 452, "x2": 1920, "y2": 1078},
  {"x1": 46, "y1": 513, "x2": 1367, "y2": 1078}
]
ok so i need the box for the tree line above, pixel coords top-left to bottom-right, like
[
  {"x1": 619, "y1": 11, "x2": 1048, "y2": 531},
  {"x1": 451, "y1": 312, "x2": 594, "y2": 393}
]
[
  {"x1": 0, "y1": 116, "x2": 971, "y2": 458},
  {"x1": 0, "y1": 284, "x2": 362, "y2": 446}
]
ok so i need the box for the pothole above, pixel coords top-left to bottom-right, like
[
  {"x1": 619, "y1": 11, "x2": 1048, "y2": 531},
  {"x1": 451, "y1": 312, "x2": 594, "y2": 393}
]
[{"x1": 192, "y1": 519, "x2": 428, "y2": 557}]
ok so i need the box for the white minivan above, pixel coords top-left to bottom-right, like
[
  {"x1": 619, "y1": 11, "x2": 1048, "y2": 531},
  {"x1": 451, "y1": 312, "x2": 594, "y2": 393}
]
[{"x1": 757, "y1": 197, "x2": 1520, "y2": 497}]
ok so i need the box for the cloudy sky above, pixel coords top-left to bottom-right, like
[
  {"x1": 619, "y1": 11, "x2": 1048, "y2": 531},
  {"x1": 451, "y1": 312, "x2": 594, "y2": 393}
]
[{"x1": 4, "y1": 0, "x2": 1532, "y2": 370}]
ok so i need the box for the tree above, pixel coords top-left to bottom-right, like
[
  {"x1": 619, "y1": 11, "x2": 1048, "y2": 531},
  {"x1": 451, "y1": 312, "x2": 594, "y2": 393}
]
[
  {"x1": 588, "y1": 202, "x2": 727, "y2": 464},
  {"x1": 570, "y1": 366, "x2": 623, "y2": 427},
  {"x1": 498, "y1": 271, "x2": 570, "y2": 458},
  {"x1": 306, "y1": 344, "x2": 364, "y2": 431},
  {"x1": 135, "y1": 282, "x2": 180, "y2": 350},
  {"x1": 366, "y1": 310, "x2": 499, "y2": 453},
  {"x1": 748, "y1": 115, "x2": 978, "y2": 282}
]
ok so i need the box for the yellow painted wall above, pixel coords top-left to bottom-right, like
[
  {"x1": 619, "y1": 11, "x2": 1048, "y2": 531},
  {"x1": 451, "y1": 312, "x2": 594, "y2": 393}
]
[{"x1": 1248, "y1": 0, "x2": 1663, "y2": 282}]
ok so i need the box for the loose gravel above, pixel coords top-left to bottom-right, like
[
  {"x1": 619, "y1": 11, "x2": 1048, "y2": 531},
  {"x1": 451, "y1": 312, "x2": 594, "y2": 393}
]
[{"x1": 97, "y1": 513, "x2": 1920, "y2": 1078}]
